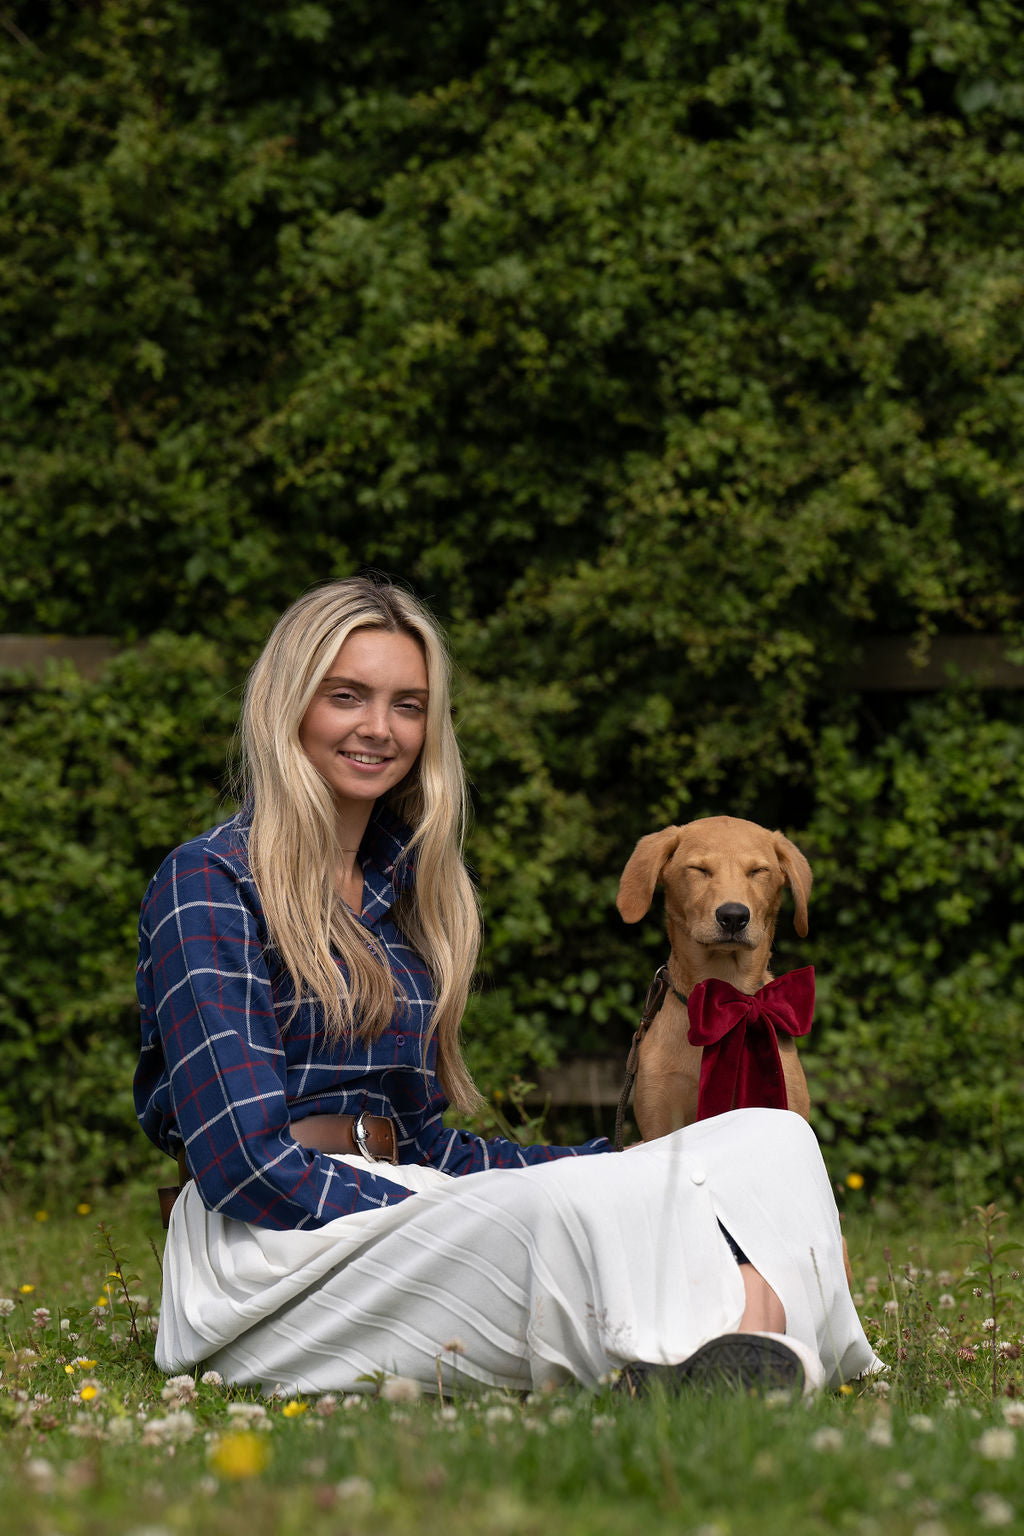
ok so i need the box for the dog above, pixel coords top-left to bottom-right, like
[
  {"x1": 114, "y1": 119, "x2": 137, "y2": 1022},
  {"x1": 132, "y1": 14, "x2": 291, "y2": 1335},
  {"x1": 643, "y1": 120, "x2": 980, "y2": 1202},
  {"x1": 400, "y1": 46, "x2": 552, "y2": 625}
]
[{"x1": 616, "y1": 815, "x2": 813, "y2": 1140}]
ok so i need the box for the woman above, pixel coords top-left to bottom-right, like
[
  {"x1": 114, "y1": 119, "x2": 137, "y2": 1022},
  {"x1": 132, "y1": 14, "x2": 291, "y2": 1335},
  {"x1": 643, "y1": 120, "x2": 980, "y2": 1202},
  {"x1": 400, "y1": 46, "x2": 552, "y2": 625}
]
[{"x1": 135, "y1": 577, "x2": 877, "y2": 1396}]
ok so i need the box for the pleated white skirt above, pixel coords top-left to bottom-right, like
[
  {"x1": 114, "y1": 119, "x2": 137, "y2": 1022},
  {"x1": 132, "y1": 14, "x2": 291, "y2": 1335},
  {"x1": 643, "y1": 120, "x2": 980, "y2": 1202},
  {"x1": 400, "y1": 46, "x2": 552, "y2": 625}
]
[{"x1": 156, "y1": 1108, "x2": 876, "y2": 1394}]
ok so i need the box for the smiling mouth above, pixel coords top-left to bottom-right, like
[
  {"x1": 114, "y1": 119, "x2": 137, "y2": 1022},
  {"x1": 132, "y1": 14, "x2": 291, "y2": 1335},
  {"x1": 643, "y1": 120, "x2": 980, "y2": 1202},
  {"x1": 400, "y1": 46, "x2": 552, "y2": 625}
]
[{"x1": 342, "y1": 752, "x2": 391, "y2": 765}]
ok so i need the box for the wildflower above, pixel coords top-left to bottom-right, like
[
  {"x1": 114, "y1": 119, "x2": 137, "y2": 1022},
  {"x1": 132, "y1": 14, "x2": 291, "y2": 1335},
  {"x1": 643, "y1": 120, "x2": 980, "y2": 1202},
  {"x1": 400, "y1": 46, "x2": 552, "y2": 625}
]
[
  {"x1": 94, "y1": 1295, "x2": 109, "y2": 1308},
  {"x1": 973, "y1": 1287, "x2": 984, "y2": 1299},
  {"x1": 908, "y1": 1414, "x2": 934, "y2": 1433},
  {"x1": 442, "y1": 1338, "x2": 466, "y2": 1354},
  {"x1": 315, "y1": 1394, "x2": 338, "y2": 1417},
  {"x1": 865, "y1": 1277, "x2": 880, "y2": 1295},
  {"x1": 550, "y1": 1405, "x2": 573, "y2": 1426},
  {"x1": 485, "y1": 1405, "x2": 516, "y2": 1424},
  {"x1": 78, "y1": 1381, "x2": 102, "y2": 1405},
  {"x1": 866, "y1": 1420, "x2": 893, "y2": 1447},
  {"x1": 975, "y1": 1427, "x2": 1016, "y2": 1461},
  {"x1": 0, "y1": 1298, "x2": 14, "y2": 1317},
  {"x1": 438, "y1": 1405, "x2": 457, "y2": 1423},
  {"x1": 999, "y1": 1342, "x2": 1022, "y2": 1361},
  {"x1": 23, "y1": 1458, "x2": 56, "y2": 1494},
  {"x1": 845, "y1": 1173, "x2": 864, "y2": 1190},
  {"x1": 883, "y1": 1300, "x2": 899, "y2": 1316},
  {"x1": 975, "y1": 1493, "x2": 1015, "y2": 1527},
  {"x1": 380, "y1": 1376, "x2": 421, "y2": 1403},
  {"x1": 957, "y1": 1346, "x2": 977, "y2": 1362},
  {"x1": 937, "y1": 1271, "x2": 954, "y2": 1286},
  {"x1": 74, "y1": 1358, "x2": 97, "y2": 1368},
  {"x1": 982, "y1": 1317, "x2": 997, "y2": 1332},
  {"x1": 31, "y1": 1308, "x2": 51, "y2": 1328},
  {"x1": 200, "y1": 1370, "x2": 224, "y2": 1387},
  {"x1": 76, "y1": 1203, "x2": 92, "y2": 1216},
  {"x1": 208, "y1": 1430, "x2": 271, "y2": 1480},
  {"x1": 161, "y1": 1376, "x2": 197, "y2": 1408},
  {"x1": 19, "y1": 1284, "x2": 35, "y2": 1295},
  {"x1": 226, "y1": 1402, "x2": 270, "y2": 1427},
  {"x1": 281, "y1": 1400, "x2": 307, "y2": 1418},
  {"x1": 938, "y1": 1294, "x2": 955, "y2": 1309},
  {"x1": 810, "y1": 1427, "x2": 843, "y2": 1451},
  {"x1": 1003, "y1": 1402, "x2": 1024, "y2": 1427},
  {"x1": 140, "y1": 1411, "x2": 197, "y2": 1447},
  {"x1": 34, "y1": 1210, "x2": 48, "y2": 1223},
  {"x1": 334, "y1": 1476, "x2": 373, "y2": 1502}
]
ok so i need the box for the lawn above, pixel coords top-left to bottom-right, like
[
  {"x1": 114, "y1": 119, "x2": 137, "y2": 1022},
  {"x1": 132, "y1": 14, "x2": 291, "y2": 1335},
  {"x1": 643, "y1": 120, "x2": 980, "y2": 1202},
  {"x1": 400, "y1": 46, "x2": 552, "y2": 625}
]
[{"x1": 2, "y1": 1176, "x2": 1023, "y2": 1536}]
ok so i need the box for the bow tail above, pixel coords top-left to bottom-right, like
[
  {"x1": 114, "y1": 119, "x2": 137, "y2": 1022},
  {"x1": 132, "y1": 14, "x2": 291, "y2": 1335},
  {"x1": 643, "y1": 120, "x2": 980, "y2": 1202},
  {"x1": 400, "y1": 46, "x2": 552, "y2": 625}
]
[{"x1": 695, "y1": 1019, "x2": 789, "y2": 1120}]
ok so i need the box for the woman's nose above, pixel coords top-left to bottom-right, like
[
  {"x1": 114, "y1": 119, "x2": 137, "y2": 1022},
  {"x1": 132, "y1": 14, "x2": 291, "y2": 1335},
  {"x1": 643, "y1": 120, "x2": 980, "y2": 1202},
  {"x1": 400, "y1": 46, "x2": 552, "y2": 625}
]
[{"x1": 358, "y1": 700, "x2": 390, "y2": 739}]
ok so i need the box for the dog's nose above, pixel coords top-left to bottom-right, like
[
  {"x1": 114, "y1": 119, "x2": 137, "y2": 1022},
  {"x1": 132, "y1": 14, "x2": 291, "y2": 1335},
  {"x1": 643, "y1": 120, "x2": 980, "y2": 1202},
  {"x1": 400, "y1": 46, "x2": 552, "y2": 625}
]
[{"x1": 715, "y1": 902, "x2": 750, "y2": 937}]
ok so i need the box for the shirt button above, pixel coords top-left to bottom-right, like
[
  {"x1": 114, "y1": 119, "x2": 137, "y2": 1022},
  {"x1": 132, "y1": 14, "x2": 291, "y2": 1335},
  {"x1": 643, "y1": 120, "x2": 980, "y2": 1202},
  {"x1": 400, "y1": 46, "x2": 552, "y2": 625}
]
[
  {"x1": 396, "y1": 1035, "x2": 405, "y2": 1046},
  {"x1": 690, "y1": 1168, "x2": 706, "y2": 1185}
]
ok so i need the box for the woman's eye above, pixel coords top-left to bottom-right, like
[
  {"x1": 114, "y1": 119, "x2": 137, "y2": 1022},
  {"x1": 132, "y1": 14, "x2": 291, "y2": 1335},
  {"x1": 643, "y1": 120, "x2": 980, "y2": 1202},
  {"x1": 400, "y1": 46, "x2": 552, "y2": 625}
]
[
  {"x1": 396, "y1": 699, "x2": 425, "y2": 713},
  {"x1": 330, "y1": 691, "x2": 360, "y2": 705}
]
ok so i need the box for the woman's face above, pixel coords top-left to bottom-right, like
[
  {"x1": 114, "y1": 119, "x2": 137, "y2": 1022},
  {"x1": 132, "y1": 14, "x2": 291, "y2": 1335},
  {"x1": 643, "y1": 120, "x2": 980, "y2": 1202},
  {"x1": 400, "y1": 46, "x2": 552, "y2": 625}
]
[{"x1": 299, "y1": 628, "x2": 428, "y2": 817}]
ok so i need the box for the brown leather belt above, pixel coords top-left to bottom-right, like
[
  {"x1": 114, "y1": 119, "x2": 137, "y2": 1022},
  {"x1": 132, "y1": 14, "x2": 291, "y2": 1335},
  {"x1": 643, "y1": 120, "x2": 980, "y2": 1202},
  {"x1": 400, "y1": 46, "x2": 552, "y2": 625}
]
[{"x1": 157, "y1": 1111, "x2": 399, "y2": 1228}]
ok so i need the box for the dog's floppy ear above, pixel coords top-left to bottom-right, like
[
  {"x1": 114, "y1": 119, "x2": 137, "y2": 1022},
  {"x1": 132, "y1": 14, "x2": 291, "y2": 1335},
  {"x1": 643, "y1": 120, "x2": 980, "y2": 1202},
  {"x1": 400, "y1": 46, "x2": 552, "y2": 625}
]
[
  {"x1": 617, "y1": 827, "x2": 682, "y2": 923},
  {"x1": 773, "y1": 831, "x2": 812, "y2": 938}
]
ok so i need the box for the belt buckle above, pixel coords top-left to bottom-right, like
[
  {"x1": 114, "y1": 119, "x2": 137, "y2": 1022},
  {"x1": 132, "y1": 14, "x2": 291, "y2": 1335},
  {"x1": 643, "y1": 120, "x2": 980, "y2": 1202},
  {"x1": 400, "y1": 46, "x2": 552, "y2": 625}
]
[{"x1": 354, "y1": 1110, "x2": 398, "y2": 1165}]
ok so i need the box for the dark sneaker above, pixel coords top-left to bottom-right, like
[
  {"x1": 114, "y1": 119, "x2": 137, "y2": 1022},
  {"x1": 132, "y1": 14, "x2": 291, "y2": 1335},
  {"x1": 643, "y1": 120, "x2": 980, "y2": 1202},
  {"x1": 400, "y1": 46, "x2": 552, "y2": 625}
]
[{"x1": 615, "y1": 1332, "x2": 823, "y2": 1398}]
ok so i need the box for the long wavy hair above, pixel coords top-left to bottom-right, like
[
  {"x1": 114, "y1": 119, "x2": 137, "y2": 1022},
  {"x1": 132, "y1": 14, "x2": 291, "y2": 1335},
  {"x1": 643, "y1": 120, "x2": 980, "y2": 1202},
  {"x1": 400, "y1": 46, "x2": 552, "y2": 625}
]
[{"x1": 237, "y1": 577, "x2": 483, "y2": 1114}]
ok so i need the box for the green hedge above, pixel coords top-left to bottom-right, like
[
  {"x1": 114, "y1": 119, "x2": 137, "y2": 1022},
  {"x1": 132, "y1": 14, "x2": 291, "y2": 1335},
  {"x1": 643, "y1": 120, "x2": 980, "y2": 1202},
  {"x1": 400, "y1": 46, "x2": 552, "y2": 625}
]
[{"x1": 2, "y1": 0, "x2": 1024, "y2": 1198}]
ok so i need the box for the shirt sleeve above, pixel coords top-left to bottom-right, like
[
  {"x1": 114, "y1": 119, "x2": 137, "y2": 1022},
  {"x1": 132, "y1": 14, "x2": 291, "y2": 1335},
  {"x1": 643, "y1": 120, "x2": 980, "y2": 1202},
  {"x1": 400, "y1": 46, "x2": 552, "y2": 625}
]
[{"x1": 138, "y1": 840, "x2": 421, "y2": 1229}]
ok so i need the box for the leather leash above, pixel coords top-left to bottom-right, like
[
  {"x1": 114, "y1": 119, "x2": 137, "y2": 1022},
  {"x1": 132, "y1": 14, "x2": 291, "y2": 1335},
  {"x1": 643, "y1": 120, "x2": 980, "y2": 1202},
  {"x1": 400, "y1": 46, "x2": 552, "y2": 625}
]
[{"x1": 614, "y1": 964, "x2": 674, "y2": 1152}]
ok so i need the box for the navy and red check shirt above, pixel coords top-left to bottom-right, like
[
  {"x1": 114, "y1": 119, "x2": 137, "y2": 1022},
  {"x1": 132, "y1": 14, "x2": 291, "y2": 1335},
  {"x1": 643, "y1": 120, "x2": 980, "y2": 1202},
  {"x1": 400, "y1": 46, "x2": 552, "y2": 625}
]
[{"x1": 135, "y1": 805, "x2": 610, "y2": 1229}]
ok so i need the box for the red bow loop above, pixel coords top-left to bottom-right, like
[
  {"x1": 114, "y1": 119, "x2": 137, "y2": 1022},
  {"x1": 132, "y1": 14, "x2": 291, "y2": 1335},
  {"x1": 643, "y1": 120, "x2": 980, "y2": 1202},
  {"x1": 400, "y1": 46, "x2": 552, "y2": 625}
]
[{"x1": 686, "y1": 966, "x2": 815, "y2": 1120}]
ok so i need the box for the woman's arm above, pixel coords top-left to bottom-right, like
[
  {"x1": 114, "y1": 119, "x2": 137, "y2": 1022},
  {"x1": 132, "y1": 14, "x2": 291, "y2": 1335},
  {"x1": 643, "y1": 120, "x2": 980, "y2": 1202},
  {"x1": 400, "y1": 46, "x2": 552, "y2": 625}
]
[{"x1": 135, "y1": 831, "x2": 419, "y2": 1229}]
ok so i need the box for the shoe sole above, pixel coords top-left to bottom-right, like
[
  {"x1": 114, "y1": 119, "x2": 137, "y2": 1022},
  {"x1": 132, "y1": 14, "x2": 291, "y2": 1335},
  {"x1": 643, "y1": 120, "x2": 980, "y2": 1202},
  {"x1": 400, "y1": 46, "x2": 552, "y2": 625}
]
[{"x1": 616, "y1": 1333, "x2": 805, "y2": 1397}]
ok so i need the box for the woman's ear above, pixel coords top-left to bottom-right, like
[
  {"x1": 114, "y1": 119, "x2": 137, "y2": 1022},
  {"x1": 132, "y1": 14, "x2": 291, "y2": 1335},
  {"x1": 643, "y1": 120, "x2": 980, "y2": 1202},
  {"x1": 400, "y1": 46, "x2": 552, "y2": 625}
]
[
  {"x1": 773, "y1": 831, "x2": 812, "y2": 938},
  {"x1": 617, "y1": 827, "x2": 683, "y2": 923}
]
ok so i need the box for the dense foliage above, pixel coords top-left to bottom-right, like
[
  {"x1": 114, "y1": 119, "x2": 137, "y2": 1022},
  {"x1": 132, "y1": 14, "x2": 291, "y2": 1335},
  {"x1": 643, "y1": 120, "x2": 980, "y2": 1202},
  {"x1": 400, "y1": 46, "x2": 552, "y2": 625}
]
[{"x1": 2, "y1": 0, "x2": 1023, "y2": 1196}]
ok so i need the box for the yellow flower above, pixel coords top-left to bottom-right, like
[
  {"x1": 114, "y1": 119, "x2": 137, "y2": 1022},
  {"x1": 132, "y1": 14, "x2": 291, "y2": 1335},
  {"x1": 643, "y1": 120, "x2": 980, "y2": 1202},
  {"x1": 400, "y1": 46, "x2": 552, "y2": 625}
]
[
  {"x1": 845, "y1": 1172, "x2": 865, "y2": 1191},
  {"x1": 95, "y1": 1295, "x2": 109, "y2": 1308},
  {"x1": 34, "y1": 1210, "x2": 49, "y2": 1223},
  {"x1": 281, "y1": 1400, "x2": 307, "y2": 1418},
  {"x1": 65, "y1": 1364, "x2": 76, "y2": 1375},
  {"x1": 208, "y1": 1431, "x2": 272, "y2": 1480},
  {"x1": 839, "y1": 1384, "x2": 854, "y2": 1396},
  {"x1": 80, "y1": 1385, "x2": 99, "y2": 1403},
  {"x1": 19, "y1": 1284, "x2": 35, "y2": 1295},
  {"x1": 75, "y1": 1359, "x2": 97, "y2": 1368},
  {"x1": 77, "y1": 1203, "x2": 92, "y2": 1216}
]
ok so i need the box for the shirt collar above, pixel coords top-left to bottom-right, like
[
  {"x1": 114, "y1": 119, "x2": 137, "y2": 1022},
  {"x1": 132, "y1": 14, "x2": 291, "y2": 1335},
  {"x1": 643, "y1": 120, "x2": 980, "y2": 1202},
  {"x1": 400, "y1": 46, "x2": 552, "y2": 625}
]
[{"x1": 358, "y1": 803, "x2": 416, "y2": 918}]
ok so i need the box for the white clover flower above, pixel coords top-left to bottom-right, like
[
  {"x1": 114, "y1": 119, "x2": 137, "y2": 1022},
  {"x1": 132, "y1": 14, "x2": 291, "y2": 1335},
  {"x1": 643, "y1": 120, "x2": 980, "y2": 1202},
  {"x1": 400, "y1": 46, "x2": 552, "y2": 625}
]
[
  {"x1": 550, "y1": 1405, "x2": 573, "y2": 1426},
  {"x1": 591, "y1": 1413, "x2": 615, "y2": 1431},
  {"x1": 975, "y1": 1427, "x2": 1016, "y2": 1461},
  {"x1": 866, "y1": 1420, "x2": 893, "y2": 1447},
  {"x1": 335, "y1": 1476, "x2": 373, "y2": 1502},
  {"x1": 982, "y1": 1317, "x2": 997, "y2": 1332},
  {"x1": 226, "y1": 1401, "x2": 268, "y2": 1423},
  {"x1": 810, "y1": 1427, "x2": 843, "y2": 1451},
  {"x1": 31, "y1": 1308, "x2": 51, "y2": 1328},
  {"x1": 883, "y1": 1300, "x2": 899, "y2": 1316},
  {"x1": 199, "y1": 1370, "x2": 224, "y2": 1388},
  {"x1": 160, "y1": 1376, "x2": 197, "y2": 1407},
  {"x1": 380, "y1": 1376, "x2": 421, "y2": 1403},
  {"x1": 1003, "y1": 1402, "x2": 1024, "y2": 1427},
  {"x1": 438, "y1": 1405, "x2": 458, "y2": 1423},
  {"x1": 140, "y1": 1411, "x2": 197, "y2": 1446},
  {"x1": 938, "y1": 1294, "x2": 955, "y2": 1310},
  {"x1": 908, "y1": 1414, "x2": 934, "y2": 1433},
  {"x1": 24, "y1": 1457, "x2": 57, "y2": 1492},
  {"x1": 865, "y1": 1277, "x2": 880, "y2": 1294},
  {"x1": 0, "y1": 1299, "x2": 15, "y2": 1317},
  {"x1": 974, "y1": 1492, "x2": 1015, "y2": 1527},
  {"x1": 106, "y1": 1416, "x2": 134, "y2": 1442},
  {"x1": 484, "y1": 1405, "x2": 516, "y2": 1424},
  {"x1": 937, "y1": 1271, "x2": 954, "y2": 1287}
]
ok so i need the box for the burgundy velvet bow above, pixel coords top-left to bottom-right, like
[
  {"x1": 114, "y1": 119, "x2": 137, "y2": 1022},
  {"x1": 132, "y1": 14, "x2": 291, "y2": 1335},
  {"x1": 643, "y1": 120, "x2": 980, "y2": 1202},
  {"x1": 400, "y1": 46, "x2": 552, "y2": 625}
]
[{"x1": 686, "y1": 966, "x2": 815, "y2": 1120}]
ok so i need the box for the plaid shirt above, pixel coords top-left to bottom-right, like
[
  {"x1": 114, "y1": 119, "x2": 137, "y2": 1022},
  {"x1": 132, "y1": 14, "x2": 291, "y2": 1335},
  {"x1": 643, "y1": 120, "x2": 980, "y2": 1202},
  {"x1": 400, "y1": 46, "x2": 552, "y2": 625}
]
[{"x1": 135, "y1": 805, "x2": 610, "y2": 1229}]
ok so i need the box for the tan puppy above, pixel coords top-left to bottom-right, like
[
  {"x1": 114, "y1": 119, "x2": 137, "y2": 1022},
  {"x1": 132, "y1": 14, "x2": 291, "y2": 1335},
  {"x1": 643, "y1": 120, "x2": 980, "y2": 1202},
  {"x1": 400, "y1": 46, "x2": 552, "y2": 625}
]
[{"x1": 617, "y1": 816, "x2": 813, "y2": 1140}]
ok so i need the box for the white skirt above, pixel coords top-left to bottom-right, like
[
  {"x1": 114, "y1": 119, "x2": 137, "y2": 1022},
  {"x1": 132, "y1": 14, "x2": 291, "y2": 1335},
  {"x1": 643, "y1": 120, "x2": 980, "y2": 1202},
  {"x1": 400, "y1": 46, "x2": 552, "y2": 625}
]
[{"x1": 157, "y1": 1108, "x2": 876, "y2": 1394}]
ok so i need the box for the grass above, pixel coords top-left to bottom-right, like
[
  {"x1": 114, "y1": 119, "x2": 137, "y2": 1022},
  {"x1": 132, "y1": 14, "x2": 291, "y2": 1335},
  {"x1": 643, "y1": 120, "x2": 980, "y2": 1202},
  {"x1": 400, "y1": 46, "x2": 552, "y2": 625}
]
[{"x1": 3, "y1": 1177, "x2": 1024, "y2": 1536}]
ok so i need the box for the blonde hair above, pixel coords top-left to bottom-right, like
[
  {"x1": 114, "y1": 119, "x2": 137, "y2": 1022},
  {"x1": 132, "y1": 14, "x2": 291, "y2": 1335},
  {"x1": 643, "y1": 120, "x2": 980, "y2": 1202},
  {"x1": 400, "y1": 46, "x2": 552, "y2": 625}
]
[{"x1": 237, "y1": 577, "x2": 483, "y2": 1114}]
